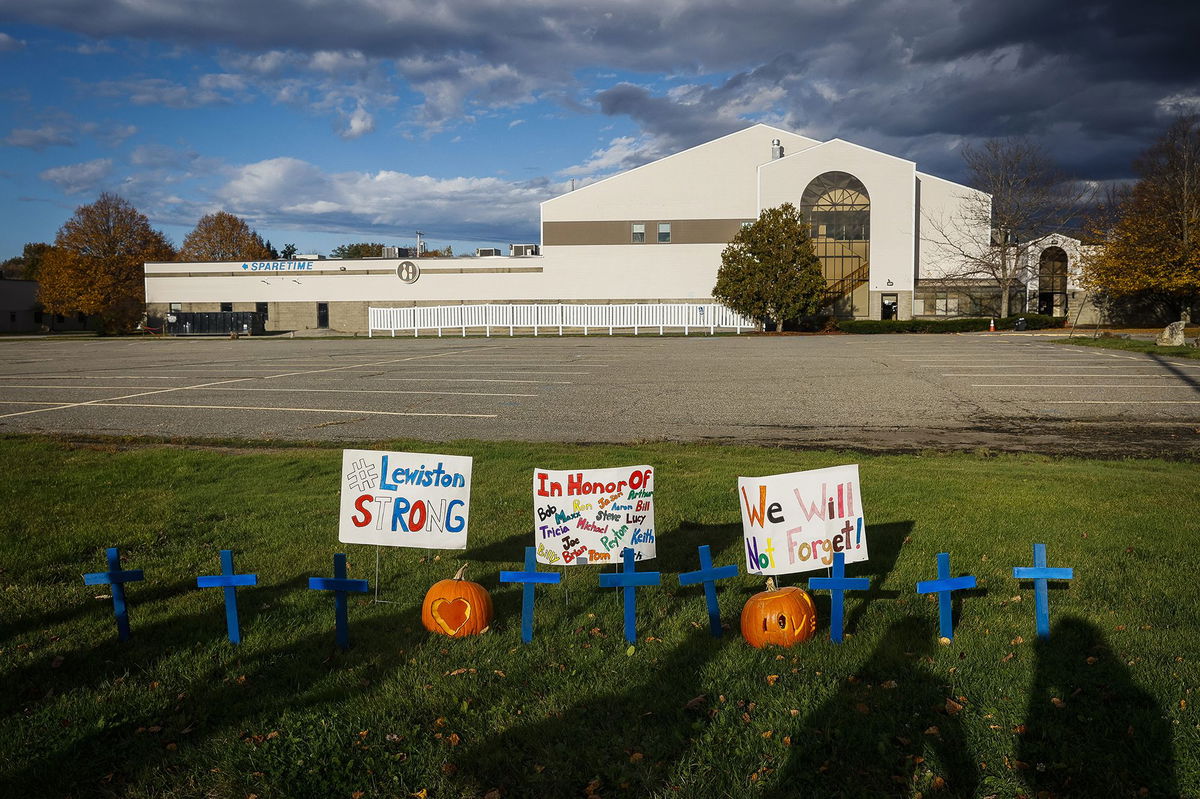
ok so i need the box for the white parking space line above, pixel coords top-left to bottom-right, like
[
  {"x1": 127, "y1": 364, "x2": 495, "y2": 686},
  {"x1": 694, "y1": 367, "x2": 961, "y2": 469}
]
[
  {"x1": 1042, "y1": 400, "x2": 1200, "y2": 405},
  {"x1": 82, "y1": 403, "x2": 498, "y2": 418},
  {"x1": 0, "y1": 375, "x2": 186, "y2": 380},
  {"x1": 381, "y1": 377, "x2": 572, "y2": 384},
  {"x1": 972, "y1": 384, "x2": 1198, "y2": 388},
  {"x1": 0, "y1": 344, "x2": 499, "y2": 419},
  {"x1": 0, "y1": 384, "x2": 537, "y2": 397},
  {"x1": 944, "y1": 372, "x2": 1186, "y2": 377}
]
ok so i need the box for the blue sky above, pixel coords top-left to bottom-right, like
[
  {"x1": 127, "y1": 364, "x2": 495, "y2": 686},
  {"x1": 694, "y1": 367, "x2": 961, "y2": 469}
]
[{"x1": 0, "y1": 1, "x2": 1196, "y2": 259}]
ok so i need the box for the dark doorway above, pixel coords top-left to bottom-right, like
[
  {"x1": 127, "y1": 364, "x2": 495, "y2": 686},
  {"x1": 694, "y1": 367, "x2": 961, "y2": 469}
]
[
  {"x1": 316, "y1": 302, "x2": 329, "y2": 328},
  {"x1": 881, "y1": 293, "x2": 898, "y2": 320}
]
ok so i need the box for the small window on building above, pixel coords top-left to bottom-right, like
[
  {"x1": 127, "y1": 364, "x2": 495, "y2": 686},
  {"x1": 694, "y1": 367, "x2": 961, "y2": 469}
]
[
  {"x1": 631, "y1": 223, "x2": 645, "y2": 243},
  {"x1": 169, "y1": 302, "x2": 182, "y2": 312},
  {"x1": 255, "y1": 302, "x2": 268, "y2": 319},
  {"x1": 658, "y1": 222, "x2": 671, "y2": 243},
  {"x1": 220, "y1": 302, "x2": 233, "y2": 312}
]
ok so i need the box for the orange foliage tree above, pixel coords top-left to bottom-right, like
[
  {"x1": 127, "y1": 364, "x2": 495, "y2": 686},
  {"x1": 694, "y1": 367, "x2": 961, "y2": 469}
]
[
  {"x1": 178, "y1": 211, "x2": 273, "y2": 262},
  {"x1": 1082, "y1": 116, "x2": 1200, "y2": 320},
  {"x1": 38, "y1": 193, "x2": 175, "y2": 332}
]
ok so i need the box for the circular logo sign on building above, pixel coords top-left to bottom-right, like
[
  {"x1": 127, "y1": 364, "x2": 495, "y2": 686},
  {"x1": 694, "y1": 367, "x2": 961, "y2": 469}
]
[{"x1": 397, "y1": 261, "x2": 421, "y2": 284}]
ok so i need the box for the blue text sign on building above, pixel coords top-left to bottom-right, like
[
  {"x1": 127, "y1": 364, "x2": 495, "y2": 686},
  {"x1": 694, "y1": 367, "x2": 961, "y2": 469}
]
[{"x1": 240, "y1": 261, "x2": 315, "y2": 271}]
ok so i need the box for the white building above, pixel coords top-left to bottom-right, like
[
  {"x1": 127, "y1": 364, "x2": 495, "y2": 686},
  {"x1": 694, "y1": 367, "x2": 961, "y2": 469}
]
[{"x1": 145, "y1": 124, "x2": 1096, "y2": 332}]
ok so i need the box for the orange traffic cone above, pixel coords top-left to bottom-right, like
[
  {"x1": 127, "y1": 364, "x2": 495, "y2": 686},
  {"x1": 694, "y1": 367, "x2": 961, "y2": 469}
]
[{"x1": 989, "y1": 318, "x2": 995, "y2": 332}]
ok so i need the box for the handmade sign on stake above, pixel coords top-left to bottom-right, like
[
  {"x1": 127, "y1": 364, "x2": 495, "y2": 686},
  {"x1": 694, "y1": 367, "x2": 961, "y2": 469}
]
[
  {"x1": 598, "y1": 547, "x2": 661, "y2": 644},
  {"x1": 678, "y1": 545, "x2": 739, "y2": 637},
  {"x1": 738, "y1": 464, "x2": 867, "y2": 576},
  {"x1": 915, "y1": 552, "x2": 976, "y2": 641},
  {"x1": 308, "y1": 553, "x2": 369, "y2": 651},
  {"x1": 339, "y1": 449, "x2": 473, "y2": 549},
  {"x1": 533, "y1": 465, "x2": 655, "y2": 565},
  {"x1": 500, "y1": 546, "x2": 562, "y2": 643},
  {"x1": 83, "y1": 547, "x2": 145, "y2": 642},
  {"x1": 196, "y1": 549, "x2": 258, "y2": 644},
  {"x1": 807, "y1": 551, "x2": 869, "y2": 643},
  {"x1": 1012, "y1": 543, "x2": 1074, "y2": 639}
]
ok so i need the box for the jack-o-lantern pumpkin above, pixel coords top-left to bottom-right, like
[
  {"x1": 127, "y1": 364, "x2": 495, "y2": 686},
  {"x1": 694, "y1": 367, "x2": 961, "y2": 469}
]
[
  {"x1": 741, "y1": 579, "x2": 817, "y2": 648},
  {"x1": 421, "y1": 564, "x2": 493, "y2": 638}
]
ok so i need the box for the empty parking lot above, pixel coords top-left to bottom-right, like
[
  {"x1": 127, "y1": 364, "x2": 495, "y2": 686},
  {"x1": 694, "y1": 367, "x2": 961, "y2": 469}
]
[{"x1": 0, "y1": 333, "x2": 1196, "y2": 456}]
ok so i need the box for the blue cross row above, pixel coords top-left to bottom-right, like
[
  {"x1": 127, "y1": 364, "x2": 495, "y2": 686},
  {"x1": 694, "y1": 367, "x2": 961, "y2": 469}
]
[
  {"x1": 500, "y1": 546, "x2": 562, "y2": 643},
  {"x1": 599, "y1": 547, "x2": 661, "y2": 644},
  {"x1": 308, "y1": 553, "x2": 369, "y2": 651},
  {"x1": 197, "y1": 549, "x2": 258, "y2": 644},
  {"x1": 678, "y1": 545, "x2": 739, "y2": 637},
  {"x1": 916, "y1": 552, "x2": 976, "y2": 640},
  {"x1": 83, "y1": 547, "x2": 145, "y2": 642},
  {"x1": 808, "y1": 551, "x2": 869, "y2": 643},
  {"x1": 1013, "y1": 543, "x2": 1074, "y2": 639}
]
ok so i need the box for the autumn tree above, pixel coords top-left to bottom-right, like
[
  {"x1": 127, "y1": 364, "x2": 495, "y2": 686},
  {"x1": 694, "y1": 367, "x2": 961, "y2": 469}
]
[
  {"x1": 178, "y1": 211, "x2": 273, "y2": 262},
  {"x1": 1082, "y1": 116, "x2": 1200, "y2": 321},
  {"x1": 925, "y1": 138, "x2": 1091, "y2": 317},
  {"x1": 39, "y1": 193, "x2": 175, "y2": 332},
  {"x1": 712, "y1": 203, "x2": 825, "y2": 331},
  {"x1": 330, "y1": 242, "x2": 386, "y2": 259}
]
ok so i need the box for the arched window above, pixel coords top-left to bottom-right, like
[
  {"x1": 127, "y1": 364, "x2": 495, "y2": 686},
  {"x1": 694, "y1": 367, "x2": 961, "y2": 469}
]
[
  {"x1": 1037, "y1": 246, "x2": 1069, "y2": 316},
  {"x1": 799, "y1": 172, "x2": 870, "y2": 313}
]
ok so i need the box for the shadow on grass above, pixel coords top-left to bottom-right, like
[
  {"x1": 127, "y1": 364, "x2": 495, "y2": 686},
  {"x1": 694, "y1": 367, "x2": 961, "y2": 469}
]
[
  {"x1": 763, "y1": 616, "x2": 978, "y2": 798},
  {"x1": 0, "y1": 575, "x2": 431, "y2": 795},
  {"x1": 1018, "y1": 616, "x2": 1178, "y2": 796},
  {"x1": 457, "y1": 629, "x2": 726, "y2": 796}
]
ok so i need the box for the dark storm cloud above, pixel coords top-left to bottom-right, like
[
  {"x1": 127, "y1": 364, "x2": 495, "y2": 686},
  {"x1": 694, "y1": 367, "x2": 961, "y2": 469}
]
[{"x1": 3, "y1": 0, "x2": 1195, "y2": 185}]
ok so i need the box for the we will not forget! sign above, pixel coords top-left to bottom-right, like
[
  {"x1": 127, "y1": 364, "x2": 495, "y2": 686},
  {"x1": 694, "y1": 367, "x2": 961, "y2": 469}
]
[
  {"x1": 739, "y1": 464, "x2": 868, "y2": 576},
  {"x1": 339, "y1": 449, "x2": 473, "y2": 549}
]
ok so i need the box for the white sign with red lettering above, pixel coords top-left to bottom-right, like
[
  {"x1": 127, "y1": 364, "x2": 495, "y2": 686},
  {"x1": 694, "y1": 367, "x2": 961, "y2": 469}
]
[{"x1": 532, "y1": 465, "x2": 655, "y2": 565}]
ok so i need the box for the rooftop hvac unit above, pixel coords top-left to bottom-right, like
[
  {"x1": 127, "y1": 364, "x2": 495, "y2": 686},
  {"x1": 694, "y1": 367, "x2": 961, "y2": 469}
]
[
  {"x1": 476, "y1": 247, "x2": 502, "y2": 257},
  {"x1": 510, "y1": 243, "x2": 540, "y2": 257},
  {"x1": 382, "y1": 246, "x2": 399, "y2": 258}
]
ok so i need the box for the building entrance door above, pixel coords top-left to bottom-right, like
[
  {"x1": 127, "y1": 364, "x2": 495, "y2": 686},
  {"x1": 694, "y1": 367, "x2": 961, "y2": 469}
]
[{"x1": 317, "y1": 302, "x2": 329, "y2": 328}]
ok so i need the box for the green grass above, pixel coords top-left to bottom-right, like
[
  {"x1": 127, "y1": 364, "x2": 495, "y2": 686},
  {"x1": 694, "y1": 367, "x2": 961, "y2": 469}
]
[
  {"x1": 1054, "y1": 335, "x2": 1200, "y2": 359},
  {"x1": 1, "y1": 435, "x2": 1196, "y2": 798}
]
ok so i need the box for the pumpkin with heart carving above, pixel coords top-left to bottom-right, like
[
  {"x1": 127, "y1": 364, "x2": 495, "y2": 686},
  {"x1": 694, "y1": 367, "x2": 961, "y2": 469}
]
[{"x1": 421, "y1": 564, "x2": 493, "y2": 638}]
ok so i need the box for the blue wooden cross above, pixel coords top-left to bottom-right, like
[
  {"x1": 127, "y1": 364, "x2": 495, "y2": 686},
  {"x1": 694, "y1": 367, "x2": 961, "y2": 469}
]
[
  {"x1": 308, "y1": 553, "x2": 369, "y2": 651},
  {"x1": 598, "y1": 547, "x2": 661, "y2": 644},
  {"x1": 83, "y1": 547, "x2": 145, "y2": 642},
  {"x1": 915, "y1": 552, "x2": 976, "y2": 640},
  {"x1": 807, "y1": 551, "x2": 870, "y2": 643},
  {"x1": 1012, "y1": 543, "x2": 1074, "y2": 639},
  {"x1": 500, "y1": 546, "x2": 562, "y2": 643},
  {"x1": 196, "y1": 549, "x2": 258, "y2": 644},
  {"x1": 678, "y1": 544, "x2": 739, "y2": 637}
]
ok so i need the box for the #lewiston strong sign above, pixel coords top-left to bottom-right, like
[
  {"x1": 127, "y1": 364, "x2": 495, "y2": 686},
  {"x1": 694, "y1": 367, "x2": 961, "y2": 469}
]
[{"x1": 339, "y1": 449, "x2": 473, "y2": 549}]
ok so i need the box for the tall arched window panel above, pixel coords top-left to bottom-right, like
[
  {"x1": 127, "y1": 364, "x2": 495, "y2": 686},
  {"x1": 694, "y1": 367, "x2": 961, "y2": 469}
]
[{"x1": 799, "y1": 172, "x2": 870, "y2": 285}]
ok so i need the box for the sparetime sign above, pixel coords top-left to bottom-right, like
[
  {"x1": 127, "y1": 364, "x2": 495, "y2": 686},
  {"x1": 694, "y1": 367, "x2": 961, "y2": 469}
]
[
  {"x1": 241, "y1": 261, "x2": 315, "y2": 271},
  {"x1": 338, "y1": 449, "x2": 473, "y2": 549}
]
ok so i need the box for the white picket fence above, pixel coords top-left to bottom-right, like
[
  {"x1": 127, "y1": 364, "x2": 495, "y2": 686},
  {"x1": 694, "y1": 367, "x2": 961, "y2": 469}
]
[{"x1": 368, "y1": 303, "x2": 756, "y2": 337}]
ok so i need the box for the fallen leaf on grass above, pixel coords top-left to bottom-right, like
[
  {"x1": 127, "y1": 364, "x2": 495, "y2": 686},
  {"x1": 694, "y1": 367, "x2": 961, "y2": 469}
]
[
  {"x1": 945, "y1": 698, "x2": 964, "y2": 715},
  {"x1": 629, "y1": 751, "x2": 644, "y2": 762},
  {"x1": 938, "y1": 637, "x2": 952, "y2": 646},
  {"x1": 684, "y1": 695, "x2": 706, "y2": 710},
  {"x1": 1086, "y1": 656, "x2": 1098, "y2": 665},
  {"x1": 924, "y1": 725, "x2": 940, "y2": 736},
  {"x1": 881, "y1": 680, "x2": 898, "y2": 689},
  {"x1": 855, "y1": 703, "x2": 870, "y2": 715},
  {"x1": 766, "y1": 675, "x2": 780, "y2": 686},
  {"x1": 1050, "y1": 697, "x2": 1066, "y2": 708},
  {"x1": 1001, "y1": 652, "x2": 1015, "y2": 663},
  {"x1": 1010, "y1": 636, "x2": 1025, "y2": 646}
]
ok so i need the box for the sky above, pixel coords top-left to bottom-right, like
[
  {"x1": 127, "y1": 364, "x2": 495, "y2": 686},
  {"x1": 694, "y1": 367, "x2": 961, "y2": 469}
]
[{"x1": 0, "y1": 0, "x2": 1197, "y2": 260}]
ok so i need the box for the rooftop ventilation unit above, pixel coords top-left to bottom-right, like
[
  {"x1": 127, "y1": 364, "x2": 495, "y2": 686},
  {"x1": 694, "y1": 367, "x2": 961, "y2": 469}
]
[
  {"x1": 476, "y1": 247, "x2": 502, "y2": 257},
  {"x1": 510, "y1": 244, "x2": 540, "y2": 257}
]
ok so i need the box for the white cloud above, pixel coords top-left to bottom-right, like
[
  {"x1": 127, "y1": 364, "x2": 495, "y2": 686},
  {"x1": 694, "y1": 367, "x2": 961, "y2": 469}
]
[
  {"x1": 5, "y1": 124, "x2": 76, "y2": 150},
  {"x1": 39, "y1": 158, "x2": 114, "y2": 194},
  {"x1": 340, "y1": 103, "x2": 375, "y2": 139},
  {"x1": 0, "y1": 32, "x2": 24, "y2": 52}
]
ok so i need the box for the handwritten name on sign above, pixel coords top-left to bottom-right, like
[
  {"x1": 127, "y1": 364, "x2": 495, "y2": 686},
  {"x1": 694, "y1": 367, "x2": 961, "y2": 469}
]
[
  {"x1": 339, "y1": 449, "x2": 473, "y2": 549},
  {"x1": 738, "y1": 464, "x2": 868, "y2": 576},
  {"x1": 533, "y1": 465, "x2": 655, "y2": 565}
]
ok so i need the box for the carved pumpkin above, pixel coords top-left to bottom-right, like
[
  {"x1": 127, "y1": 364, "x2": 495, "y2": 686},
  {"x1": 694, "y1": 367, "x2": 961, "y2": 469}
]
[
  {"x1": 421, "y1": 564, "x2": 493, "y2": 638},
  {"x1": 741, "y1": 579, "x2": 817, "y2": 648}
]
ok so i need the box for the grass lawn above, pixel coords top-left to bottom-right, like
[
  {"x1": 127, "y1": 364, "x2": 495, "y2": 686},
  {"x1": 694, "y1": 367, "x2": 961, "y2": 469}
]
[
  {"x1": 1, "y1": 435, "x2": 1195, "y2": 798},
  {"x1": 1053, "y1": 335, "x2": 1200, "y2": 359}
]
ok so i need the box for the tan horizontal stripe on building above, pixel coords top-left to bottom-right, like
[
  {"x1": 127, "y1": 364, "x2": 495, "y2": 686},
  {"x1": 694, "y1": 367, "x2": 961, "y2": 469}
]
[{"x1": 543, "y1": 219, "x2": 748, "y2": 246}]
